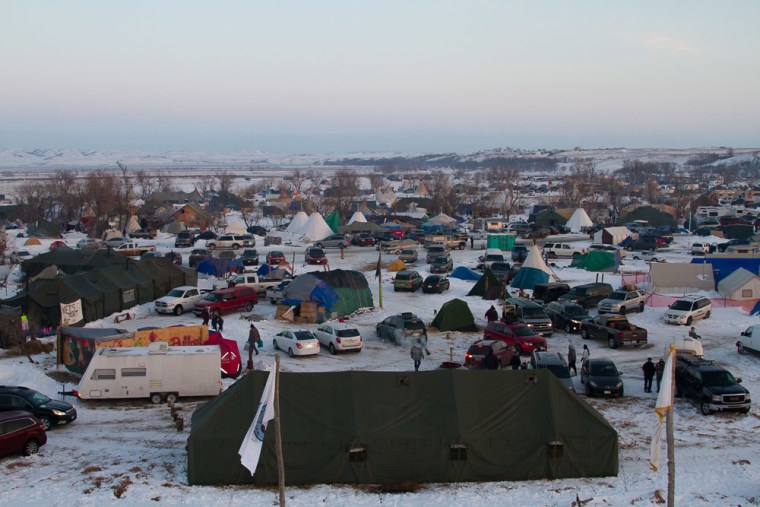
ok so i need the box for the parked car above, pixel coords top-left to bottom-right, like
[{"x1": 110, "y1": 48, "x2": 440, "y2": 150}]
[
  {"x1": 489, "y1": 261, "x2": 512, "y2": 281},
  {"x1": 675, "y1": 354, "x2": 751, "y2": 415},
  {"x1": 154, "y1": 286, "x2": 203, "y2": 315},
  {"x1": 196, "y1": 230, "x2": 217, "y2": 240},
  {"x1": 266, "y1": 250, "x2": 287, "y2": 266},
  {"x1": 0, "y1": 386, "x2": 77, "y2": 431},
  {"x1": 501, "y1": 298, "x2": 554, "y2": 337},
  {"x1": 206, "y1": 234, "x2": 254, "y2": 250},
  {"x1": 393, "y1": 270, "x2": 423, "y2": 292},
  {"x1": 580, "y1": 358, "x2": 624, "y2": 397},
  {"x1": 398, "y1": 249, "x2": 418, "y2": 263},
  {"x1": 9, "y1": 250, "x2": 33, "y2": 263},
  {"x1": 351, "y1": 233, "x2": 375, "y2": 246},
  {"x1": 266, "y1": 279, "x2": 293, "y2": 304},
  {"x1": 102, "y1": 236, "x2": 127, "y2": 248},
  {"x1": 218, "y1": 250, "x2": 237, "y2": 262},
  {"x1": 430, "y1": 254, "x2": 453, "y2": 273},
  {"x1": 542, "y1": 242, "x2": 585, "y2": 259},
  {"x1": 631, "y1": 251, "x2": 665, "y2": 263},
  {"x1": 129, "y1": 229, "x2": 156, "y2": 239},
  {"x1": 241, "y1": 248, "x2": 259, "y2": 266},
  {"x1": 558, "y1": 282, "x2": 613, "y2": 308},
  {"x1": 737, "y1": 324, "x2": 760, "y2": 356},
  {"x1": 663, "y1": 295, "x2": 712, "y2": 326},
  {"x1": 175, "y1": 231, "x2": 197, "y2": 248},
  {"x1": 597, "y1": 289, "x2": 648, "y2": 315},
  {"x1": 545, "y1": 301, "x2": 590, "y2": 333},
  {"x1": 511, "y1": 245, "x2": 528, "y2": 262},
  {"x1": 315, "y1": 234, "x2": 349, "y2": 249},
  {"x1": 0, "y1": 411, "x2": 47, "y2": 457},
  {"x1": 422, "y1": 275, "x2": 450, "y2": 294},
  {"x1": 273, "y1": 330, "x2": 320, "y2": 358},
  {"x1": 718, "y1": 238, "x2": 752, "y2": 252},
  {"x1": 480, "y1": 249, "x2": 507, "y2": 270},
  {"x1": 464, "y1": 339, "x2": 516, "y2": 369},
  {"x1": 530, "y1": 351, "x2": 574, "y2": 392},
  {"x1": 313, "y1": 323, "x2": 363, "y2": 354},
  {"x1": 304, "y1": 246, "x2": 328, "y2": 265},
  {"x1": 164, "y1": 251, "x2": 182, "y2": 265},
  {"x1": 376, "y1": 312, "x2": 426, "y2": 345},
  {"x1": 192, "y1": 286, "x2": 257, "y2": 316},
  {"x1": 425, "y1": 245, "x2": 449, "y2": 264},
  {"x1": 49, "y1": 240, "x2": 68, "y2": 250},
  {"x1": 189, "y1": 248, "x2": 210, "y2": 267},
  {"x1": 532, "y1": 282, "x2": 570, "y2": 304},
  {"x1": 483, "y1": 321, "x2": 547, "y2": 355},
  {"x1": 76, "y1": 238, "x2": 100, "y2": 250}
]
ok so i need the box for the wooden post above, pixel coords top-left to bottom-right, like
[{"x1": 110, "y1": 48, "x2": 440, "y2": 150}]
[
  {"x1": 667, "y1": 355, "x2": 676, "y2": 507},
  {"x1": 274, "y1": 354, "x2": 286, "y2": 506}
]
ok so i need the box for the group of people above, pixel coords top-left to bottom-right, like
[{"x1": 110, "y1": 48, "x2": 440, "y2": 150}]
[
  {"x1": 566, "y1": 342, "x2": 589, "y2": 376},
  {"x1": 642, "y1": 357, "x2": 666, "y2": 393},
  {"x1": 199, "y1": 307, "x2": 224, "y2": 331}
]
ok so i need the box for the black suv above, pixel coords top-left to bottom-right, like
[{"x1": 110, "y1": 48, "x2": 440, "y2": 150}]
[
  {"x1": 174, "y1": 231, "x2": 196, "y2": 248},
  {"x1": 558, "y1": 282, "x2": 613, "y2": 308},
  {"x1": 545, "y1": 301, "x2": 590, "y2": 333},
  {"x1": 0, "y1": 386, "x2": 77, "y2": 430},
  {"x1": 675, "y1": 355, "x2": 751, "y2": 415},
  {"x1": 242, "y1": 248, "x2": 259, "y2": 266}
]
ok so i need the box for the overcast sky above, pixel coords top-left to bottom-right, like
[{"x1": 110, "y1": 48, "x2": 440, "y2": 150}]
[{"x1": 2, "y1": 1, "x2": 759, "y2": 154}]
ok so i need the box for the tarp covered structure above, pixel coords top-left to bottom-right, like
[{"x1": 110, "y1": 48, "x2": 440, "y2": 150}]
[
  {"x1": 431, "y1": 298, "x2": 477, "y2": 331},
  {"x1": 511, "y1": 244, "x2": 555, "y2": 289},
  {"x1": 187, "y1": 369, "x2": 618, "y2": 486},
  {"x1": 161, "y1": 221, "x2": 186, "y2": 234},
  {"x1": 593, "y1": 226, "x2": 632, "y2": 246},
  {"x1": 21, "y1": 248, "x2": 128, "y2": 279},
  {"x1": 281, "y1": 269, "x2": 373, "y2": 317},
  {"x1": 651, "y1": 262, "x2": 715, "y2": 293},
  {"x1": 467, "y1": 268, "x2": 503, "y2": 299},
  {"x1": 196, "y1": 257, "x2": 230, "y2": 277},
  {"x1": 450, "y1": 266, "x2": 481, "y2": 281},
  {"x1": 619, "y1": 206, "x2": 676, "y2": 227},
  {"x1": 570, "y1": 250, "x2": 617, "y2": 272}
]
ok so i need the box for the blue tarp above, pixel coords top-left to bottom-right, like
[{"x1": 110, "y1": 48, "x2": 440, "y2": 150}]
[
  {"x1": 197, "y1": 258, "x2": 229, "y2": 277},
  {"x1": 282, "y1": 278, "x2": 340, "y2": 311},
  {"x1": 510, "y1": 267, "x2": 549, "y2": 290},
  {"x1": 690, "y1": 257, "x2": 760, "y2": 284},
  {"x1": 450, "y1": 266, "x2": 481, "y2": 281},
  {"x1": 751, "y1": 300, "x2": 760, "y2": 316}
]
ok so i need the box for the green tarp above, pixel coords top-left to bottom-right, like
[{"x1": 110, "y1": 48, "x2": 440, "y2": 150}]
[
  {"x1": 325, "y1": 209, "x2": 343, "y2": 234},
  {"x1": 570, "y1": 251, "x2": 615, "y2": 272},
  {"x1": 187, "y1": 369, "x2": 618, "y2": 485},
  {"x1": 432, "y1": 298, "x2": 478, "y2": 331}
]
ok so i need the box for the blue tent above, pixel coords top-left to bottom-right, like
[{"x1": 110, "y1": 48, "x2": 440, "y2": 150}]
[
  {"x1": 690, "y1": 257, "x2": 760, "y2": 284},
  {"x1": 280, "y1": 269, "x2": 373, "y2": 317},
  {"x1": 450, "y1": 266, "x2": 481, "y2": 281},
  {"x1": 197, "y1": 258, "x2": 229, "y2": 277}
]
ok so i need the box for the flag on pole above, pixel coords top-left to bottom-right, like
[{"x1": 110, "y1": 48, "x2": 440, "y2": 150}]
[
  {"x1": 239, "y1": 364, "x2": 277, "y2": 475},
  {"x1": 375, "y1": 251, "x2": 382, "y2": 278},
  {"x1": 649, "y1": 345, "x2": 675, "y2": 471}
]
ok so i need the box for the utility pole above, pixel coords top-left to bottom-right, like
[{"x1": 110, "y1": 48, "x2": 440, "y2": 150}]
[{"x1": 274, "y1": 354, "x2": 286, "y2": 506}]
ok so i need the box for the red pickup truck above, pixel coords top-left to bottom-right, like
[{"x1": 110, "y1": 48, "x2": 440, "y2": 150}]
[{"x1": 192, "y1": 286, "x2": 257, "y2": 316}]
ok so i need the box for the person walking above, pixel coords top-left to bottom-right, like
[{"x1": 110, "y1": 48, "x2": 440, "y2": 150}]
[
  {"x1": 581, "y1": 344, "x2": 590, "y2": 366},
  {"x1": 485, "y1": 348, "x2": 500, "y2": 370},
  {"x1": 485, "y1": 305, "x2": 498, "y2": 323},
  {"x1": 510, "y1": 352, "x2": 522, "y2": 370},
  {"x1": 246, "y1": 323, "x2": 260, "y2": 369},
  {"x1": 411, "y1": 339, "x2": 424, "y2": 371},
  {"x1": 642, "y1": 357, "x2": 656, "y2": 393},
  {"x1": 567, "y1": 342, "x2": 577, "y2": 376},
  {"x1": 655, "y1": 358, "x2": 666, "y2": 392},
  {"x1": 200, "y1": 307, "x2": 210, "y2": 326}
]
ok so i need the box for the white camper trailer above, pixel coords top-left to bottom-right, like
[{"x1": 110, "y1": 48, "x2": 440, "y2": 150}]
[{"x1": 78, "y1": 342, "x2": 222, "y2": 404}]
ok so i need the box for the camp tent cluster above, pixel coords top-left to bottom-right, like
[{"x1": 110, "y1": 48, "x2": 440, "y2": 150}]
[{"x1": 280, "y1": 269, "x2": 374, "y2": 318}]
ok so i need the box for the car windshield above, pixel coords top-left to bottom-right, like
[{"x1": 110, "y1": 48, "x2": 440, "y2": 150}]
[
  {"x1": 670, "y1": 300, "x2": 694, "y2": 311},
  {"x1": 203, "y1": 293, "x2": 222, "y2": 302},
  {"x1": 701, "y1": 371, "x2": 737, "y2": 387},
  {"x1": 467, "y1": 345, "x2": 489, "y2": 356},
  {"x1": 434, "y1": 256, "x2": 449, "y2": 263},
  {"x1": 523, "y1": 307, "x2": 547, "y2": 319},
  {"x1": 590, "y1": 363, "x2": 619, "y2": 376},
  {"x1": 309, "y1": 249, "x2": 324, "y2": 256},
  {"x1": 512, "y1": 326, "x2": 535, "y2": 337},
  {"x1": 486, "y1": 255, "x2": 504, "y2": 261},
  {"x1": 166, "y1": 289, "x2": 185, "y2": 297},
  {"x1": 608, "y1": 292, "x2": 626, "y2": 301},
  {"x1": 336, "y1": 329, "x2": 360, "y2": 338},
  {"x1": 25, "y1": 391, "x2": 51, "y2": 406},
  {"x1": 544, "y1": 364, "x2": 571, "y2": 379},
  {"x1": 294, "y1": 331, "x2": 316, "y2": 341}
]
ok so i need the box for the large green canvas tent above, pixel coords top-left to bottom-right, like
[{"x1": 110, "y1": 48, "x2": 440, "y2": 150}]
[
  {"x1": 431, "y1": 298, "x2": 478, "y2": 331},
  {"x1": 466, "y1": 268, "x2": 503, "y2": 300},
  {"x1": 570, "y1": 251, "x2": 616, "y2": 272},
  {"x1": 22, "y1": 248, "x2": 127, "y2": 278},
  {"x1": 187, "y1": 369, "x2": 618, "y2": 486},
  {"x1": 325, "y1": 209, "x2": 343, "y2": 234}
]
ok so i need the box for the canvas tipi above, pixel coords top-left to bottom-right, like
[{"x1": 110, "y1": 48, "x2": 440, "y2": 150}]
[
  {"x1": 286, "y1": 211, "x2": 309, "y2": 234},
  {"x1": 347, "y1": 211, "x2": 367, "y2": 225},
  {"x1": 301, "y1": 212, "x2": 333, "y2": 241},
  {"x1": 566, "y1": 208, "x2": 593, "y2": 233},
  {"x1": 511, "y1": 244, "x2": 556, "y2": 289}
]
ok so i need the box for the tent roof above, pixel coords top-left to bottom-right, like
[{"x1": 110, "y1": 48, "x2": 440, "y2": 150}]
[
  {"x1": 431, "y1": 298, "x2": 477, "y2": 331},
  {"x1": 650, "y1": 262, "x2": 715, "y2": 292},
  {"x1": 347, "y1": 211, "x2": 367, "y2": 224},
  {"x1": 566, "y1": 208, "x2": 593, "y2": 232},
  {"x1": 717, "y1": 267, "x2": 760, "y2": 294},
  {"x1": 286, "y1": 211, "x2": 309, "y2": 234},
  {"x1": 301, "y1": 213, "x2": 333, "y2": 241}
]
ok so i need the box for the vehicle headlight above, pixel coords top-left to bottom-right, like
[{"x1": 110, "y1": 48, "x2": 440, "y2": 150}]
[
  {"x1": 570, "y1": 319, "x2": 580, "y2": 325},
  {"x1": 52, "y1": 410, "x2": 66, "y2": 416},
  {"x1": 615, "y1": 382, "x2": 623, "y2": 389},
  {"x1": 526, "y1": 323, "x2": 533, "y2": 327},
  {"x1": 711, "y1": 394, "x2": 721, "y2": 402}
]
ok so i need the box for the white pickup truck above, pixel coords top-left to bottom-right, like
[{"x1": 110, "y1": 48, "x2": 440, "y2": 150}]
[
  {"x1": 228, "y1": 273, "x2": 289, "y2": 296},
  {"x1": 154, "y1": 286, "x2": 205, "y2": 315}
]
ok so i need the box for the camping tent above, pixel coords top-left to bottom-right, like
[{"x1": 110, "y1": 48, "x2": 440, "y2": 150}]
[
  {"x1": 301, "y1": 213, "x2": 333, "y2": 241},
  {"x1": 347, "y1": 211, "x2": 367, "y2": 225},
  {"x1": 125, "y1": 215, "x2": 141, "y2": 234},
  {"x1": 286, "y1": 211, "x2": 309, "y2": 234},
  {"x1": 27, "y1": 220, "x2": 62, "y2": 238},
  {"x1": 566, "y1": 208, "x2": 593, "y2": 233},
  {"x1": 325, "y1": 209, "x2": 343, "y2": 234},
  {"x1": 570, "y1": 251, "x2": 617, "y2": 272},
  {"x1": 450, "y1": 266, "x2": 481, "y2": 281},
  {"x1": 224, "y1": 220, "x2": 247, "y2": 235},
  {"x1": 187, "y1": 369, "x2": 618, "y2": 486},
  {"x1": 24, "y1": 237, "x2": 41, "y2": 246},
  {"x1": 431, "y1": 298, "x2": 477, "y2": 331},
  {"x1": 197, "y1": 258, "x2": 229, "y2": 277},
  {"x1": 511, "y1": 244, "x2": 556, "y2": 289},
  {"x1": 21, "y1": 248, "x2": 128, "y2": 278},
  {"x1": 533, "y1": 209, "x2": 568, "y2": 228},
  {"x1": 619, "y1": 206, "x2": 676, "y2": 227},
  {"x1": 281, "y1": 269, "x2": 373, "y2": 317},
  {"x1": 467, "y1": 268, "x2": 503, "y2": 300},
  {"x1": 717, "y1": 267, "x2": 760, "y2": 300},
  {"x1": 650, "y1": 262, "x2": 715, "y2": 293},
  {"x1": 593, "y1": 227, "x2": 632, "y2": 246}
]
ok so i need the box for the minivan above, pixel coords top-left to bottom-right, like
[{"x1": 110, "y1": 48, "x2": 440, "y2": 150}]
[
  {"x1": 663, "y1": 295, "x2": 712, "y2": 326},
  {"x1": 532, "y1": 282, "x2": 571, "y2": 304},
  {"x1": 502, "y1": 297, "x2": 553, "y2": 336},
  {"x1": 558, "y1": 282, "x2": 613, "y2": 308},
  {"x1": 530, "y1": 351, "x2": 575, "y2": 392}
]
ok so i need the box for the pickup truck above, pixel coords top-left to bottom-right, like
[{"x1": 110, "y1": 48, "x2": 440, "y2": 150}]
[
  {"x1": 597, "y1": 289, "x2": 648, "y2": 314},
  {"x1": 108, "y1": 241, "x2": 156, "y2": 257},
  {"x1": 377, "y1": 239, "x2": 419, "y2": 255},
  {"x1": 266, "y1": 279, "x2": 293, "y2": 304},
  {"x1": 675, "y1": 354, "x2": 751, "y2": 415},
  {"x1": 228, "y1": 273, "x2": 289, "y2": 296},
  {"x1": 580, "y1": 314, "x2": 648, "y2": 349},
  {"x1": 424, "y1": 235, "x2": 467, "y2": 250}
]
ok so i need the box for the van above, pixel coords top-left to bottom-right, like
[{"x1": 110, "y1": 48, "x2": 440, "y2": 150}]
[
  {"x1": 502, "y1": 297, "x2": 553, "y2": 336},
  {"x1": 558, "y1": 282, "x2": 613, "y2": 308},
  {"x1": 737, "y1": 325, "x2": 760, "y2": 356},
  {"x1": 530, "y1": 351, "x2": 574, "y2": 392},
  {"x1": 532, "y1": 282, "x2": 570, "y2": 304},
  {"x1": 663, "y1": 295, "x2": 712, "y2": 326}
]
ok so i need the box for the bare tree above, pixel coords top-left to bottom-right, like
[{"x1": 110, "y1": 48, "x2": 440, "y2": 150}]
[
  {"x1": 117, "y1": 162, "x2": 133, "y2": 232},
  {"x1": 85, "y1": 169, "x2": 121, "y2": 226},
  {"x1": 134, "y1": 169, "x2": 158, "y2": 200},
  {"x1": 197, "y1": 175, "x2": 217, "y2": 200},
  {"x1": 332, "y1": 169, "x2": 359, "y2": 221},
  {"x1": 217, "y1": 170, "x2": 234, "y2": 195},
  {"x1": 14, "y1": 182, "x2": 47, "y2": 224}
]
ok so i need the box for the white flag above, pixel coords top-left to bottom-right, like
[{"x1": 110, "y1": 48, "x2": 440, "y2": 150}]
[
  {"x1": 60, "y1": 300, "x2": 83, "y2": 326},
  {"x1": 649, "y1": 345, "x2": 675, "y2": 472},
  {"x1": 239, "y1": 364, "x2": 277, "y2": 475}
]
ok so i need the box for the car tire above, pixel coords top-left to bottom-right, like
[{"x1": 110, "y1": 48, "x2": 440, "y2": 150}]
[
  {"x1": 585, "y1": 383, "x2": 591, "y2": 397},
  {"x1": 173, "y1": 305, "x2": 183, "y2": 316},
  {"x1": 329, "y1": 343, "x2": 337, "y2": 355},
  {"x1": 208, "y1": 243, "x2": 216, "y2": 250},
  {"x1": 245, "y1": 302, "x2": 254, "y2": 312},
  {"x1": 166, "y1": 393, "x2": 178, "y2": 404},
  {"x1": 638, "y1": 303, "x2": 645, "y2": 313},
  {"x1": 288, "y1": 348, "x2": 295, "y2": 358},
  {"x1": 23, "y1": 439, "x2": 40, "y2": 456},
  {"x1": 619, "y1": 387, "x2": 624, "y2": 397},
  {"x1": 232, "y1": 243, "x2": 240, "y2": 250},
  {"x1": 565, "y1": 322, "x2": 573, "y2": 333},
  {"x1": 619, "y1": 307, "x2": 626, "y2": 316},
  {"x1": 581, "y1": 328, "x2": 589, "y2": 339},
  {"x1": 700, "y1": 401, "x2": 713, "y2": 416},
  {"x1": 150, "y1": 393, "x2": 163, "y2": 404},
  {"x1": 608, "y1": 336, "x2": 617, "y2": 349},
  {"x1": 738, "y1": 342, "x2": 746, "y2": 355},
  {"x1": 39, "y1": 416, "x2": 52, "y2": 431},
  {"x1": 705, "y1": 311, "x2": 711, "y2": 319},
  {"x1": 273, "y1": 339, "x2": 279, "y2": 350},
  {"x1": 394, "y1": 249, "x2": 402, "y2": 255},
  {"x1": 686, "y1": 317, "x2": 693, "y2": 326}
]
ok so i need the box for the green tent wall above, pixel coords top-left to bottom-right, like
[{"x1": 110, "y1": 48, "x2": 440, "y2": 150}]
[{"x1": 432, "y1": 298, "x2": 478, "y2": 331}]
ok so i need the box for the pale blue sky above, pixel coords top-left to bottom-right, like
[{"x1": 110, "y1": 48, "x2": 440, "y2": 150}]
[{"x1": 1, "y1": 1, "x2": 758, "y2": 153}]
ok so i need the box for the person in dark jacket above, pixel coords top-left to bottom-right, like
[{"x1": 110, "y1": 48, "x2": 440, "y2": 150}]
[
  {"x1": 642, "y1": 357, "x2": 656, "y2": 393},
  {"x1": 200, "y1": 307, "x2": 210, "y2": 326},
  {"x1": 247, "y1": 323, "x2": 260, "y2": 368},
  {"x1": 485, "y1": 305, "x2": 498, "y2": 322},
  {"x1": 567, "y1": 342, "x2": 577, "y2": 376},
  {"x1": 485, "y1": 349, "x2": 500, "y2": 370},
  {"x1": 655, "y1": 358, "x2": 666, "y2": 392},
  {"x1": 510, "y1": 352, "x2": 522, "y2": 370}
]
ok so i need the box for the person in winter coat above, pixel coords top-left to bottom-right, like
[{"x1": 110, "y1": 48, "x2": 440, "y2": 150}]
[
  {"x1": 688, "y1": 327, "x2": 701, "y2": 340},
  {"x1": 655, "y1": 358, "x2": 666, "y2": 392},
  {"x1": 485, "y1": 349, "x2": 500, "y2": 370},
  {"x1": 211, "y1": 311, "x2": 224, "y2": 332},
  {"x1": 510, "y1": 352, "x2": 522, "y2": 370},
  {"x1": 581, "y1": 344, "x2": 590, "y2": 366},
  {"x1": 642, "y1": 357, "x2": 656, "y2": 393},
  {"x1": 485, "y1": 305, "x2": 499, "y2": 322},
  {"x1": 567, "y1": 343, "x2": 577, "y2": 376},
  {"x1": 200, "y1": 307, "x2": 210, "y2": 326},
  {"x1": 410, "y1": 340, "x2": 424, "y2": 371},
  {"x1": 247, "y1": 323, "x2": 260, "y2": 368}
]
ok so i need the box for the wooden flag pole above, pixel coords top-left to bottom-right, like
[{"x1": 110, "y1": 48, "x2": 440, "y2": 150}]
[
  {"x1": 666, "y1": 354, "x2": 675, "y2": 507},
  {"x1": 274, "y1": 354, "x2": 286, "y2": 506}
]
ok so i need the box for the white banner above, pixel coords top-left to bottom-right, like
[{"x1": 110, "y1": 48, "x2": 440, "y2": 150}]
[
  {"x1": 239, "y1": 364, "x2": 277, "y2": 475},
  {"x1": 60, "y1": 300, "x2": 84, "y2": 326},
  {"x1": 649, "y1": 345, "x2": 675, "y2": 472}
]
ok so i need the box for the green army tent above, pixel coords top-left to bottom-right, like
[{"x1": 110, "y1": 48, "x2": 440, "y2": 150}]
[
  {"x1": 570, "y1": 250, "x2": 616, "y2": 272},
  {"x1": 98, "y1": 266, "x2": 151, "y2": 306},
  {"x1": 187, "y1": 369, "x2": 618, "y2": 486},
  {"x1": 22, "y1": 248, "x2": 127, "y2": 278},
  {"x1": 466, "y1": 268, "x2": 503, "y2": 300},
  {"x1": 431, "y1": 298, "x2": 478, "y2": 331}
]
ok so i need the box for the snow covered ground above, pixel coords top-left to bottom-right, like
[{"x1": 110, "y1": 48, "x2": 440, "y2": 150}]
[{"x1": 1, "y1": 232, "x2": 759, "y2": 506}]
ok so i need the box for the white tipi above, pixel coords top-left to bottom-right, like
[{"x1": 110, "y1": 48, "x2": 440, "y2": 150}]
[
  {"x1": 566, "y1": 208, "x2": 594, "y2": 233},
  {"x1": 301, "y1": 212, "x2": 333, "y2": 241},
  {"x1": 347, "y1": 211, "x2": 367, "y2": 225},
  {"x1": 286, "y1": 211, "x2": 309, "y2": 234}
]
